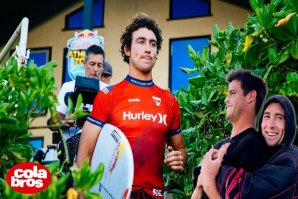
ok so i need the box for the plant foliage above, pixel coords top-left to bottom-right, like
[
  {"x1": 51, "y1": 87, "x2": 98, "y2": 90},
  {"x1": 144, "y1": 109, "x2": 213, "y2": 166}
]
[
  {"x1": 164, "y1": 0, "x2": 298, "y2": 198},
  {"x1": 0, "y1": 58, "x2": 57, "y2": 177},
  {"x1": 0, "y1": 58, "x2": 104, "y2": 198}
]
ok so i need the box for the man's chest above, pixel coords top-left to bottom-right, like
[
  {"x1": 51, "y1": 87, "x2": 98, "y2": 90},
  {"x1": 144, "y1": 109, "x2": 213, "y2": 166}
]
[{"x1": 109, "y1": 92, "x2": 172, "y2": 135}]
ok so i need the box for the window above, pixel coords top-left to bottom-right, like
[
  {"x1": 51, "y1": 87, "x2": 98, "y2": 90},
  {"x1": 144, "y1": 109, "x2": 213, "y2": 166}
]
[
  {"x1": 10, "y1": 47, "x2": 51, "y2": 67},
  {"x1": 169, "y1": 36, "x2": 210, "y2": 92},
  {"x1": 28, "y1": 47, "x2": 52, "y2": 66},
  {"x1": 170, "y1": 0, "x2": 211, "y2": 20},
  {"x1": 65, "y1": 0, "x2": 104, "y2": 29},
  {"x1": 28, "y1": 137, "x2": 44, "y2": 150}
]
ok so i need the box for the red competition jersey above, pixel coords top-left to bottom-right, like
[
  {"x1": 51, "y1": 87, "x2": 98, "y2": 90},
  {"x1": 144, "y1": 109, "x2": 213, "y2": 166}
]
[{"x1": 88, "y1": 75, "x2": 181, "y2": 198}]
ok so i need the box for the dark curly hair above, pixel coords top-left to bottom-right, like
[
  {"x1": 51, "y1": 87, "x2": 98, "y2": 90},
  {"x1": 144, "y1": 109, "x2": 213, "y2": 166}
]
[{"x1": 120, "y1": 12, "x2": 163, "y2": 63}]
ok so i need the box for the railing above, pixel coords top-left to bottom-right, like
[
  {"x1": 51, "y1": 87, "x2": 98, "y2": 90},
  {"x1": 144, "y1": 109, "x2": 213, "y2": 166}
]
[{"x1": 0, "y1": 17, "x2": 29, "y2": 67}]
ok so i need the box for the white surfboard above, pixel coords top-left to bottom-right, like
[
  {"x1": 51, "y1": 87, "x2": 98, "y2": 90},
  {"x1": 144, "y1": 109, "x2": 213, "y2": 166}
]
[{"x1": 90, "y1": 123, "x2": 134, "y2": 199}]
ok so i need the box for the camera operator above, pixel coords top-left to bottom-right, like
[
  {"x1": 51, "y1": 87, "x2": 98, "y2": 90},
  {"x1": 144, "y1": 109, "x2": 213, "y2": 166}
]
[{"x1": 48, "y1": 44, "x2": 108, "y2": 139}]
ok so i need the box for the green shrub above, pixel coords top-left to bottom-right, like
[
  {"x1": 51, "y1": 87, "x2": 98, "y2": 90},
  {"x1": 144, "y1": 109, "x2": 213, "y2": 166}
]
[
  {"x1": 164, "y1": 0, "x2": 298, "y2": 198},
  {"x1": 0, "y1": 58, "x2": 103, "y2": 198}
]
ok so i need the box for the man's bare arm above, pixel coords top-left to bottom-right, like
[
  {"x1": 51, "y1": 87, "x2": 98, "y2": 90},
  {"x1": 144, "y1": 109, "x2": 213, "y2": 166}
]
[
  {"x1": 76, "y1": 121, "x2": 101, "y2": 167},
  {"x1": 191, "y1": 174, "x2": 204, "y2": 199},
  {"x1": 165, "y1": 133, "x2": 187, "y2": 172}
]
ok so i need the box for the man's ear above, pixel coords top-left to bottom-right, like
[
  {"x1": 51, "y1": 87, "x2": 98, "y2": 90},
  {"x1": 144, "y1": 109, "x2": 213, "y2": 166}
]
[
  {"x1": 248, "y1": 90, "x2": 257, "y2": 103},
  {"x1": 124, "y1": 45, "x2": 131, "y2": 56}
]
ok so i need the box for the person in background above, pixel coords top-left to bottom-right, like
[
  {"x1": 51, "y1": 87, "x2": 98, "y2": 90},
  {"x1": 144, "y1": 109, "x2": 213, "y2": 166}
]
[
  {"x1": 48, "y1": 44, "x2": 108, "y2": 139},
  {"x1": 77, "y1": 12, "x2": 187, "y2": 199},
  {"x1": 194, "y1": 95, "x2": 298, "y2": 199},
  {"x1": 192, "y1": 69, "x2": 270, "y2": 198},
  {"x1": 101, "y1": 60, "x2": 113, "y2": 85}
]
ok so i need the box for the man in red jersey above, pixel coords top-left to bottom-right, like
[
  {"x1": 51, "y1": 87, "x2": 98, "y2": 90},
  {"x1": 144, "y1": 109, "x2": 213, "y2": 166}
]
[{"x1": 77, "y1": 12, "x2": 187, "y2": 199}]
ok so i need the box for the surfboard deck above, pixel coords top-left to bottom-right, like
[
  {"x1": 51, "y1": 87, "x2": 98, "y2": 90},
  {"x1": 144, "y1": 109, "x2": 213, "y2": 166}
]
[{"x1": 90, "y1": 123, "x2": 134, "y2": 199}]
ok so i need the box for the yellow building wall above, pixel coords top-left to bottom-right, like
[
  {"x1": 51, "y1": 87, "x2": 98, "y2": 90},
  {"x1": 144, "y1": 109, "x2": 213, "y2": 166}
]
[{"x1": 2, "y1": 0, "x2": 252, "y2": 147}]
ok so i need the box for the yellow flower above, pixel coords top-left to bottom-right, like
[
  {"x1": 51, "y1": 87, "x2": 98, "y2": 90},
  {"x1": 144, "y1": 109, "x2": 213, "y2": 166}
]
[
  {"x1": 67, "y1": 188, "x2": 78, "y2": 199},
  {"x1": 243, "y1": 36, "x2": 253, "y2": 52},
  {"x1": 275, "y1": 13, "x2": 296, "y2": 27},
  {"x1": 226, "y1": 53, "x2": 232, "y2": 65}
]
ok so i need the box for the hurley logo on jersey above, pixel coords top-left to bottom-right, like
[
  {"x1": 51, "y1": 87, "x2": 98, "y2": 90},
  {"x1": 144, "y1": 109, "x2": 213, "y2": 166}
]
[{"x1": 123, "y1": 111, "x2": 167, "y2": 126}]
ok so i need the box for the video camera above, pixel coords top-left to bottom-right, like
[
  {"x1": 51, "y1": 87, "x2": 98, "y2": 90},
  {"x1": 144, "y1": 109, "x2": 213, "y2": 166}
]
[{"x1": 65, "y1": 76, "x2": 100, "y2": 127}]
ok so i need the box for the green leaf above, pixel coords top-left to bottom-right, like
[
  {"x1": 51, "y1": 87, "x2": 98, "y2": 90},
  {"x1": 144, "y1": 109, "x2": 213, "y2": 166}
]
[
  {"x1": 45, "y1": 161, "x2": 60, "y2": 174},
  {"x1": 188, "y1": 76, "x2": 207, "y2": 88},
  {"x1": 201, "y1": 47, "x2": 209, "y2": 63},
  {"x1": 289, "y1": 0, "x2": 298, "y2": 10},
  {"x1": 280, "y1": 72, "x2": 298, "y2": 96},
  {"x1": 208, "y1": 90, "x2": 217, "y2": 101},
  {"x1": 213, "y1": 24, "x2": 220, "y2": 38},
  {"x1": 55, "y1": 172, "x2": 70, "y2": 197},
  {"x1": 83, "y1": 191, "x2": 103, "y2": 199},
  {"x1": 244, "y1": 42, "x2": 272, "y2": 67},
  {"x1": 67, "y1": 96, "x2": 74, "y2": 115},
  {"x1": 180, "y1": 67, "x2": 200, "y2": 74},
  {"x1": 197, "y1": 115, "x2": 206, "y2": 128},
  {"x1": 268, "y1": 46, "x2": 278, "y2": 64},
  {"x1": 291, "y1": 40, "x2": 298, "y2": 59},
  {"x1": 286, "y1": 72, "x2": 298, "y2": 82},
  {"x1": 201, "y1": 91, "x2": 208, "y2": 106},
  {"x1": 0, "y1": 115, "x2": 18, "y2": 123},
  {"x1": 9, "y1": 144, "x2": 33, "y2": 163},
  {"x1": 249, "y1": 0, "x2": 265, "y2": 26},
  {"x1": 89, "y1": 163, "x2": 104, "y2": 188},
  {"x1": 190, "y1": 100, "x2": 200, "y2": 107},
  {"x1": 188, "y1": 45, "x2": 197, "y2": 62},
  {"x1": 75, "y1": 93, "x2": 83, "y2": 111},
  {"x1": 277, "y1": 48, "x2": 291, "y2": 65}
]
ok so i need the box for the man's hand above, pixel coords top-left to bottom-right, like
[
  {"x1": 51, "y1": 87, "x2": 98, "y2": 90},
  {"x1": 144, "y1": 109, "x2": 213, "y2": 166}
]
[
  {"x1": 199, "y1": 143, "x2": 230, "y2": 199},
  {"x1": 64, "y1": 114, "x2": 76, "y2": 127},
  {"x1": 164, "y1": 146, "x2": 184, "y2": 172},
  {"x1": 201, "y1": 143, "x2": 230, "y2": 181},
  {"x1": 201, "y1": 149, "x2": 221, "y2": 181}
]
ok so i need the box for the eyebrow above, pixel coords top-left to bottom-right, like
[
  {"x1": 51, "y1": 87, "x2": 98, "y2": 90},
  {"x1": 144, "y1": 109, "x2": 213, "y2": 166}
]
[
  {"x1": 263, "y1": 111, "x2": 285, "y2": 118},
  {"x1": 136, "y1": 36, "x2": 157, "y2": 43},
  {"x1": 88, "y1": 61, "x2": 103, "y2": 65},
  {"x1": 276, "y1": 113, "x2": 285, "y2": 118}
]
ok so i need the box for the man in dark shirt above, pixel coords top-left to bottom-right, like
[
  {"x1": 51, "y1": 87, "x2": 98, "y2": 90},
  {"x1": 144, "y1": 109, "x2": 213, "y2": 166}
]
[{"x1": 192, "y1": 69, "x2": 269, "y2": 194}]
